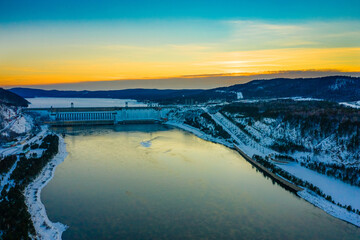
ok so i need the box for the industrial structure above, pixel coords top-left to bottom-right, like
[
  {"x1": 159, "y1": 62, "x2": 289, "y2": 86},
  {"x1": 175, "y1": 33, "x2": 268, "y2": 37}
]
[{"x1": 25, "y1": 106, "x2": 175, "y2": 126}]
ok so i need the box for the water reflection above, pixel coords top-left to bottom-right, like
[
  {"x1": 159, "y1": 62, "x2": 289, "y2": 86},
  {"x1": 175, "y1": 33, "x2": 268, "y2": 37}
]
[{"x1": 42, "y1": 125, "x2": 360, "y2": 240}]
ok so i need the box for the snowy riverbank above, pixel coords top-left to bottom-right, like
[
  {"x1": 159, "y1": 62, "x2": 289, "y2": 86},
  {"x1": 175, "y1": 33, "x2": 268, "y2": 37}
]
[
  {"x1": 298, "y1": 190, "x2": 360, "y2": 227},
  {"x1": 166, "y1": 121, "x2": 232, "y2": 148},
  {"x1": 24, "y1": 135, "x2": 68, "y2": 239},
  {"x1": 167, "y1": 115, "x2": 360, "y2": 227}
]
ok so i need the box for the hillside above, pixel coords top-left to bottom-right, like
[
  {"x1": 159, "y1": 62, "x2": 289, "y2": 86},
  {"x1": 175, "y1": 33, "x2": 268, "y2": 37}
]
[
  {"x1": 0, "y1": 89, "x2": 33, "y2": 144},
  {"x1": 214, "y1": 75, "x2": 360, "y2": 102},
  {"x1": 219, "y1": 99, "x2": 360, "y2": 186},
  {"x1": 0, "y1": 88, "x2": 29, "y2": 107}
]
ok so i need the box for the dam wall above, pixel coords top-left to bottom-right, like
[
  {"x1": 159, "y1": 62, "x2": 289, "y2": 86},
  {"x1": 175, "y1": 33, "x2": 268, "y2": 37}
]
[{"x1": 25, "y1": 107, "x2": 175, "y2": 126}]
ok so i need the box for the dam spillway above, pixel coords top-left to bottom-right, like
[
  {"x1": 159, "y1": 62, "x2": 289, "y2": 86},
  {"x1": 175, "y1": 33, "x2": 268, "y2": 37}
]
[{"x1": 25, "y1": 106, "x2": 175, "y2": 126}]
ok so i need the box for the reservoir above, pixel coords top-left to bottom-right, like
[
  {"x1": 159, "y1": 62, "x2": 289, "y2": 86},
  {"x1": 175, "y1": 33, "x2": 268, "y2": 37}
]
[{"x1": 42, "y1": 124, "x2": 360, "y2": 239}]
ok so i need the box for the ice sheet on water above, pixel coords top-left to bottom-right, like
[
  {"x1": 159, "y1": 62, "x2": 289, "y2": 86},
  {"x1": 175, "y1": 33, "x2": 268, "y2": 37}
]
[{"x1": 140, "y1": 141, "x2": 152, "y2": 148}]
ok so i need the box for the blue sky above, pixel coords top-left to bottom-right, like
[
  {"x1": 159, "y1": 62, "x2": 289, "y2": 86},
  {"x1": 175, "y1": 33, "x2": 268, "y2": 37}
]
[
  {"x1": 1, "y1": 0, "x2": 359, "y2": 22},
  {"x1": 0, "y1": 0, "x2": 359, "y2": 89}
]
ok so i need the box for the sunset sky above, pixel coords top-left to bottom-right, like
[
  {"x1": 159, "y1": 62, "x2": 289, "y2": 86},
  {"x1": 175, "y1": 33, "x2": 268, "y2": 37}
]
[{"x1": 1, "y1": 0, "x2": 359, "y2": 89}]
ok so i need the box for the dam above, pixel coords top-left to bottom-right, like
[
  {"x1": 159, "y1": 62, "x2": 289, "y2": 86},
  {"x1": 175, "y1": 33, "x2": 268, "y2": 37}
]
[{"x1": 25, "y1": 106, "x2": 175, "y2": 126}]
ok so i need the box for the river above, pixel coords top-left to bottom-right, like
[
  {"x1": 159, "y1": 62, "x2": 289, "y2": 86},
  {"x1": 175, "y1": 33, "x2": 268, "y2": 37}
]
[{"x1": 42, "y1": 124, "x2": 360, "y2": 239}]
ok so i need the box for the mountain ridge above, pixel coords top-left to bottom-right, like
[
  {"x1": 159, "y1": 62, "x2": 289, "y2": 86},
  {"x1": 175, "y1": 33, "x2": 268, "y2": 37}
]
[{"x1": 8, "y1": 75, "x2": 360, "y2": 103}]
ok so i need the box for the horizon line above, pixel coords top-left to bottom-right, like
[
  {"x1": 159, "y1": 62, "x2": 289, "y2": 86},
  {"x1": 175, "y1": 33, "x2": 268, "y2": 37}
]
[{"x1": 3, "y1": 70, "x2": 360, "y2": 91}]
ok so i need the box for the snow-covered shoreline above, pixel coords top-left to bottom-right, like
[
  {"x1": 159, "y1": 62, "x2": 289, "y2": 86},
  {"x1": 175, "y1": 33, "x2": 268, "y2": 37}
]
[
  {"x1": 166, "y1": 119, "x2": 360, "y2": 227},
  {"x1": 298, "y1": 190, "x2": 360, "y2": 227},
  {"x1": 166, "y1": 121, "x2": 232, "y2": 148},
  {"x1": 24, "y1": 135, "x2": 68, "y2": 239}
]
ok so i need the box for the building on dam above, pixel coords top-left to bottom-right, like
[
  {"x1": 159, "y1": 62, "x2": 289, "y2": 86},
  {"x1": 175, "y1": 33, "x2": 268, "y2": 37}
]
[{"x1": 25, "y1": 106, "x2": 175, "y2": 126}]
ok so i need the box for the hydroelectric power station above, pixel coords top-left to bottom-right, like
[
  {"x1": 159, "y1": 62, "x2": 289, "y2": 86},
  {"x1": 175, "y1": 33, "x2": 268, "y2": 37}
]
[{"x1": 25, "y1": 106, "x2": 175, "y2": 126}]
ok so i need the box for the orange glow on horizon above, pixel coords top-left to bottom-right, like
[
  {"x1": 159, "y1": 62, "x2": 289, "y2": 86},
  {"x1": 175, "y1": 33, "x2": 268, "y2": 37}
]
[{"x1": 1, "y1": 47, "x2": 359, "y2": 87}]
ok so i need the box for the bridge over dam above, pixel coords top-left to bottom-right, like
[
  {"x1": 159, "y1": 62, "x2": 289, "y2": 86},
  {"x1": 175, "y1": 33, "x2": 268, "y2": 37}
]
[{"x1": 25, "y1": 106, "x2": 176, "y2": 126}]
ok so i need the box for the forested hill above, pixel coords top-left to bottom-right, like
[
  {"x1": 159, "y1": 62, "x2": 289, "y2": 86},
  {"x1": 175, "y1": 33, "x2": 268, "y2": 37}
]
[
  {"x1": 8, "y1": 76, "x2": 360, "y2": 103},
  {"x1": 0, "y1": 88, "x2": 29, "y2": 107},
  {"x1": 213, "y1": 75, "x2": 360, "y2": 101},
  {"x1": 219, "y1": 99, "x2": 360, "y2": 186}
]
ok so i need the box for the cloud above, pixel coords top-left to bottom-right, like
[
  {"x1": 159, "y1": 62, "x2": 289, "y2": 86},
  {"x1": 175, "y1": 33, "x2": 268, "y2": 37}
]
[
  {"x1": 224, "y1": 20, "x2": 360, "y2": 50},
  {"x1": 1, "y1": 19, "x2": 359, "y2": 87}
]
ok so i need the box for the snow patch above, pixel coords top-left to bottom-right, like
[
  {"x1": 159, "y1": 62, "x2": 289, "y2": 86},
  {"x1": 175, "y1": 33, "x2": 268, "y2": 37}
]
[
  {"x1": 140, "y1": 141, "x2": 152, "y2": 148},
  {"x1": 340, "y1": 102, "x2": 360, "y2": 109},
  {"x1": 10, "y1": 115, "x2": 33, "y2": 134},
  {"x1": 279, "y1": 162, "x2": 360, "y2": 210},
  {"x1": 0, "y1": 157, "x2": 19, "y2": 193},
  {"x1": 329, "y1": 78, "x2": 352, "y2": 90}
]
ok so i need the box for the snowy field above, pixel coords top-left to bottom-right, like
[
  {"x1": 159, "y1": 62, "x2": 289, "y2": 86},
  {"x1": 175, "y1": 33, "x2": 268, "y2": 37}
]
[
  {"x1": 26, "y1": 98, "x2": 146, "y2": 108},
  {"x1": 280, "y1": 162, "x2": 360, "y2": 210}
]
